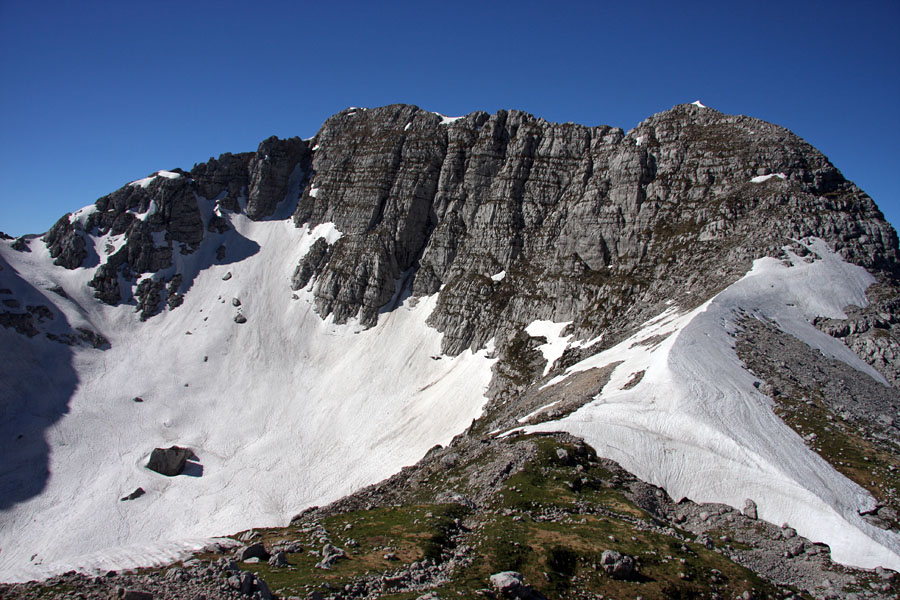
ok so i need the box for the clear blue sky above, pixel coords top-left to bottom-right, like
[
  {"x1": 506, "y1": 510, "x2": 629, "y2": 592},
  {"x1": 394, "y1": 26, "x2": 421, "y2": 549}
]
[{"x1": 1, "y1": 0, "x2": 898, "y2": 236}]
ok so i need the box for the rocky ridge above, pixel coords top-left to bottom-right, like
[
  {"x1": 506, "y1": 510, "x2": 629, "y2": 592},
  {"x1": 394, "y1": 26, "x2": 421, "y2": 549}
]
[{"x1": 27, "y1": 103, "x2": 899, "y2": 380}]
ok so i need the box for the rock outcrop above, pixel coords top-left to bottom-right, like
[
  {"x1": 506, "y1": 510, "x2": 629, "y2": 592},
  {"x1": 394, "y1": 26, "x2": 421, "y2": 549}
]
[{"x1": 146, "y1": 446, "x2": 192, "y2": 477}]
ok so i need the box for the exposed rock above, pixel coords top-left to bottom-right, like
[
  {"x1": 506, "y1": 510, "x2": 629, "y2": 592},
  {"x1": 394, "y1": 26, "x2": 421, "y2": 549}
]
[
  {"x1": 315, "y1": 543, "x2": 346, "y2": 569},
  {"x1": 246, "y1": 136, "x2": 311, "y2": 220},
  {"x1": 268, "y1": 551, "x2": 289, "y2": 567},
  {"x1": 743, "y1": 498, "x2": 758, "y2": 520},
  {"x1": 599, "y1": 549, "x2": 635, "y2": 579},
  {"x1": 234, "y1": 313, "x2": 247, "y2": 324},
  {"x1": 43, "y1": 217, "x2": 85, "y2": 268},
  {"x1": 235, "y1": 542, "x2": 270, "y2": 562},
  {"x1": 120, "y1": 487, "x2": 145, "y2": 501},
  {"x1": 147, "y1": 446, "x2": 192, "y2": 476},
  {"x1": 489, "y1": 571, "x2": 546, "y2": 599}
]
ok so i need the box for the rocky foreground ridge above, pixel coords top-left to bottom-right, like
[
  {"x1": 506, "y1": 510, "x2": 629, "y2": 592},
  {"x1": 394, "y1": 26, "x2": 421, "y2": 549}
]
[{"x1": 2, "y1": 103, "x2": 900, "y2": 598}]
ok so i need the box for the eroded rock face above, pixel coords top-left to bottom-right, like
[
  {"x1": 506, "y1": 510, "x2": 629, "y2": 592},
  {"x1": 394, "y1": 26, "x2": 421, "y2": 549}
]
[
  {"x1": 43, "y1": 139, "x2": 308, "y2": 320},
  {"x1": 25, "y1": 103, "x2": 900, "y2": 380},
  {"x1": 246, "y1": 136, "x2": 311, "y2": 220},
  {"x1": 289, "y1": 104, "x2": 899, "y2": 365}
]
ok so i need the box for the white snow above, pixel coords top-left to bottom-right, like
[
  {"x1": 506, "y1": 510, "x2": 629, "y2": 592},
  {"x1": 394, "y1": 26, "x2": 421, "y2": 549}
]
[
  {"x1": 308, "y1": 187, "x2": 320, "y2": 198},
  {"x1": 0, "y1": 216, "x2": 495, "y2": 582},
  {"x1": 129, "y1": 175, "x2": 156, "y2": 189},
  {"x1": 517, "y1": 399, "x2": 562, "y2": 423},
  {"x1": 434, "y1": 113, "x2": 463, "y2": 126},
  {"x1": 68, "y1": 204, "x2": 97, "y2": 229},
  {"x1": 490, "y1": 270, "x2": 506, "y2": 282},
  {"x1": 751, "y1": 173, "x2": 787, "y2": 183},
  {"x1": 129, "y1": 171, "x2": 182, "y2": 188},
  {"x1": 569, "y1": 334, "x2": 603, "y2": 350},
  {"x1": 311, "y1": 144, "x2": 320, "y2": 151},
  {"x1": 404, "y1": 123, "x2": 412, "y2": 131},
  {"x1": 127, "y1": 200, "x2": 158, "y2": 222},
  {"x1": 691, "y1": 100, "x2": 707, "y2": 108},
  {"x1": 524, "y1": 320, "x2": 573, "y2": 377},
  {"x1": 635, "y1": 135, "x2": 646, "y2": 146},
  {"x1": 517, "y1": 239, "x2": 900, "y2": 570}
]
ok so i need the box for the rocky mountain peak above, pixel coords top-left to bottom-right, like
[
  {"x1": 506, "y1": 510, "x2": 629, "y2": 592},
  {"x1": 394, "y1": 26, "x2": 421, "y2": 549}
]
[{"x1": 2, "y1": 102, "x2": 900, "y2": 594}]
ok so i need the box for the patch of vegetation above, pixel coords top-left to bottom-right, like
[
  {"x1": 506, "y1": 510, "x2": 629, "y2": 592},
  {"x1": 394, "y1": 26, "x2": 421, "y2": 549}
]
[{"x1": 185, "y1": 435, "x2": 805, "y2": 600}]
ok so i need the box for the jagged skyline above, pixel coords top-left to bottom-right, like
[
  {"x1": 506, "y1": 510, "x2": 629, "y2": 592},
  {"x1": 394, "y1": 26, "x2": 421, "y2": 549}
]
[{"x1": 1, "y1": 0, "x2": 898, "y2": 236}]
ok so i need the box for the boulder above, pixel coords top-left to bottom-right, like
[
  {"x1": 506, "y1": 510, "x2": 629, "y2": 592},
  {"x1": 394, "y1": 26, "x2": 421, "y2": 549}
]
[
  {"x1": 236, "y1": 542, "x2": 270, "y2": 562},
  {"x1": 147, "y1": 446, "x2": 191, "y2": 476},
  {"x1": 268, "y1": 551, "x2": 289, "y2": 567},
  {"x1": 315, "y1": 543, "x2": 346, "y2": 569},
  {"x1": 743, "y1": 498, "x2": 758, "y2": 520},
  {"x1": 120, "y1": 487, "x2": 145, "y2": 501},
  {"x1": 489, "y1": 571, "x2": 547, "y2": 599},
  {"x1": 600, "y1": 550, "x2": 635, "y2": 579}
]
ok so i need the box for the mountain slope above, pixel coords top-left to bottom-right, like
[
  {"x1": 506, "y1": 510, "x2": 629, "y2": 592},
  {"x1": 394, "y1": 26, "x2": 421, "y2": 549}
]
[{"x1": 1, "y1": 102, "x2": 899, "y2": 585}]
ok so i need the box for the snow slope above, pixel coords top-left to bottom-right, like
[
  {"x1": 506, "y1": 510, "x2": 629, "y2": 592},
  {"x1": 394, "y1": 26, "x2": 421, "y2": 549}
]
[
  {"x1": 519, "y1": 239, "x2": 900, "y2": 571},
  {"x1": 0, "y1": 215, "x2": 494, "y2": 582}
]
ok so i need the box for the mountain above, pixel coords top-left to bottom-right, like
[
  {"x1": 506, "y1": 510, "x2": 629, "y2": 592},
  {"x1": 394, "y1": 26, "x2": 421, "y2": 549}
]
[{"x1": 1, "y1": 103, "x2": 899, "y2": 598}]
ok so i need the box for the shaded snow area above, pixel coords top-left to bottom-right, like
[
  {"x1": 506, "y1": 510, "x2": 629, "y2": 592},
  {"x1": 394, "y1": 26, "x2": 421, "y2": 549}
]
[
  {"x1": 0, "y1": 217, "x2": 494, "y2": 582},
  {"x1": 751, "y1": 173, "x2": 787, "y2": 183},
  {"x1": 518, "y1": 239, "x2": 900, "y2": 571}
]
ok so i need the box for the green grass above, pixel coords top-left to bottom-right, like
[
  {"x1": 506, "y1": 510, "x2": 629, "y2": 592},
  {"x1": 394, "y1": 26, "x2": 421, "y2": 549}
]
[{"x1": 188, "y1": 435, "x2": 802, "y2": 599}]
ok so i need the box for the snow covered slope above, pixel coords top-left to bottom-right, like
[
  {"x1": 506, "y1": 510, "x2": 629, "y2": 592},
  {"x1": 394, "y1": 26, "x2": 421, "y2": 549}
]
[
  {"x1": 518, "y1": 239, "x2": 900, "y2": 571},
  {"x1": 0, "y1": 215, "x2": 494, "y2": 582}
]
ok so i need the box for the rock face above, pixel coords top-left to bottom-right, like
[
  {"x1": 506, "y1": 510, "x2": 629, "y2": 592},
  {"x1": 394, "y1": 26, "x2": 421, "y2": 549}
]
[
  {"x1": 41, "y1": 137, "x2": 310, "y2": 320},
  {"x1": 29, "y1": 103, "x2": 899, "y2": 384},
  {"x1": 146, "y1": 446, "x2": 192, "y2": 476},
  {"x1": 286, "y1": 104, "x2": 899, "y2": 365}
]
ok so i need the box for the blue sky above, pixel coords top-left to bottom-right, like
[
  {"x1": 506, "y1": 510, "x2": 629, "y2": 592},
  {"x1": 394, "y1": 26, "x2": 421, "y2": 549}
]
[{"x1": 1, "y1": 0, "x2": 898, "y2": 236}]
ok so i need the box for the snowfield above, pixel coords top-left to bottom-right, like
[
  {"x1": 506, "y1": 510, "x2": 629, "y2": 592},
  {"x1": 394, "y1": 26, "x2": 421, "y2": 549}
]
[
  {"x1": 0, "y1": 215, "x2": 494, "y2": 582},
  {"x1": 518, "y1": 239, "x2": 900, "y2": 571},
  {"x1": 2, "y1": 209, "x2": 900, "y2": 581}
]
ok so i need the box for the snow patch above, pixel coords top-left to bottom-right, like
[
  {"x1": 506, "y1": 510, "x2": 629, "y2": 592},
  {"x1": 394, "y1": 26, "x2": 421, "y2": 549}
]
[
  {"x1": 309, "y1": 187, "x2": 320, "y2": 198},
  {"x1": 434, "y1": 113, "x2": 464, "y2": 126},
  {"x1": 525, "y1": 320, "x2": 573, "y2": 377},
  {"x1": 0, "y1": 215, "x2": 494, "y2": 582},
  {"x1": 127, "y1": 200, "x2": 158, "y2": 222},
  {"x1": 490, "y1": 270, "x2": 506, "y2": 282},
  {"x1": 521, "y1": 239, "x2": 900, "y2": 571},
  {"x1": 751, "y1": 173, "x2": 787, "y2": 183},
  {"x1": 635, "y1": 135, "x2": 646, "y2": 146},
  {"x1": 68, "y1": 205, "x2": 97, "y2": 229},
  {"x1": 691, "y1": 100, "x2": 707, "y2": 108},
  {"x1": 129, "y1": 171, "x2": 182, "y2": 188}
]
